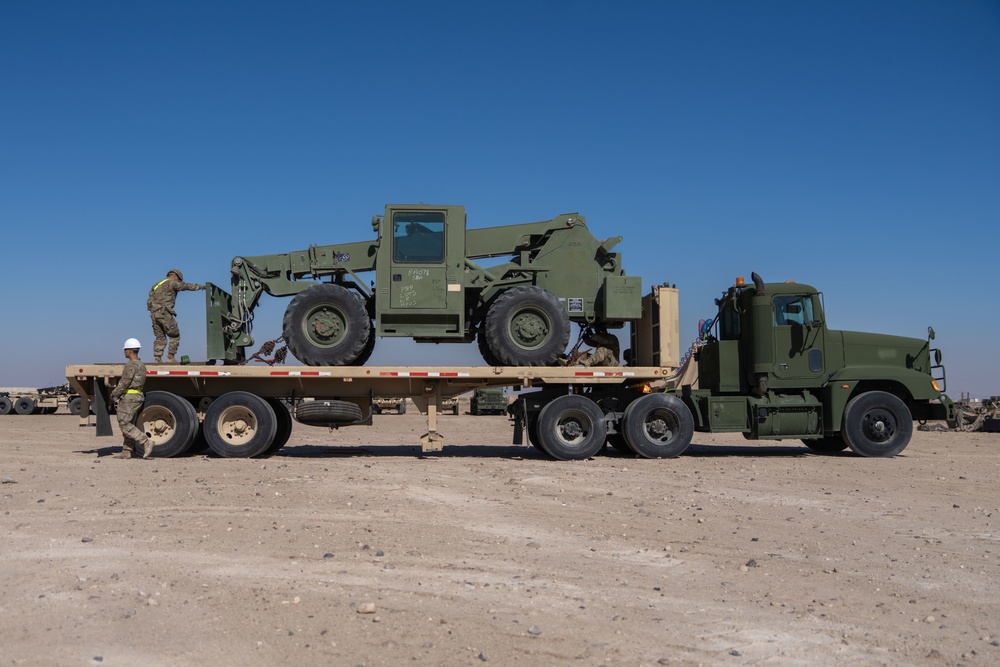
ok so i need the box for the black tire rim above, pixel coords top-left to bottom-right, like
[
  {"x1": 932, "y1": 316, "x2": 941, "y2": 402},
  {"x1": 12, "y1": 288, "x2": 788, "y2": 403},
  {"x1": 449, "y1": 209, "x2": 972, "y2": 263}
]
[{"x1": 861, "y1": 408, "x2": 896, "y2": 444}]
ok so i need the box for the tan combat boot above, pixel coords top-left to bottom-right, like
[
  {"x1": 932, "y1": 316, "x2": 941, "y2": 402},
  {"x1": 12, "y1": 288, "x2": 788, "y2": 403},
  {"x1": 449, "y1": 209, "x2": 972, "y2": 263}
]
[
  {"x1": 166, "y1": 356, "x2": 177, "y2": 363},
  {"x1": 154, "y1": 357, "x2": 162, "y2": 364},
  {"x1": 142, "y1": 438, "x2": 155, "y2": 459},
  {"x1": 114, "y1": 448, "x2": 133, "y2": 459}
]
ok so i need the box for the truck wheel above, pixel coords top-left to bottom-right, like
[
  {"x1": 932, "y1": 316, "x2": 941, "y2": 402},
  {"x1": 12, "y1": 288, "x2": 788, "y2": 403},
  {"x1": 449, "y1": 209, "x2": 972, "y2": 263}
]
[
  {"x1": 68, "y1": 397, "x2": 82, "y2": 416},
  {"x1": 621, "y1": 394, "x2": 693, "y2": 459},
  {"x1": 14, "y1": 396, "x2": 36, "y2": 415},
  {"x1": 535, "y1": 394, "x2": 607, "y2": 460},
  {"x1": 295, "y1": 399, "x2": 363, "y2": 426},
  {"x1": 0, "y1": 397, "x2": 12, "y2": 415},
  {"x1": 803, "y1": 436, "x2": 848, "y2": 453},
  {"x1": 203, "y1": 391, "x2": 278, "y2": 458},
  {"x1": 139, "y1": 391, "x2": 199, "y2": 458},
  {"x1": 484, "y1": 286, "x2": 570, "y2": 366},
  {"x1": 841, "y1": 391, "x2": 913, "y2": 457},
  {"x1": 606, "y1": 432, "x2": 636, "y2": 455},
  {"x1": 283, "y1": 284, "x2": 371, "y2": 366},
  {"x1": 265, "y1": 397, "x2": 294, "y2": 453}
]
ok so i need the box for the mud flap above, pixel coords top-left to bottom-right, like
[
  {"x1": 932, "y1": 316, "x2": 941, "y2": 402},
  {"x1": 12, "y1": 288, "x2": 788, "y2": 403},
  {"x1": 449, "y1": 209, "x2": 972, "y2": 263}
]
[{"x1": 94, "y1": 380, "x2": 113, "y2": 437}]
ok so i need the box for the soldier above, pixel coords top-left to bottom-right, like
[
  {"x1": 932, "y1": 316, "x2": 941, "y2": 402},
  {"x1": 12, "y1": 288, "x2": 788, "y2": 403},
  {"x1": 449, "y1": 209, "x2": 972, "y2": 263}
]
[
  {"x1": 577, "y1": 328, "x2": 621, "y2": 367},
  {"x1": 148, "y1": 268, "x2": 205, "y2": 363},
  {"x1": 110, "y1": 338, "x2": 154, "y2": 459}
]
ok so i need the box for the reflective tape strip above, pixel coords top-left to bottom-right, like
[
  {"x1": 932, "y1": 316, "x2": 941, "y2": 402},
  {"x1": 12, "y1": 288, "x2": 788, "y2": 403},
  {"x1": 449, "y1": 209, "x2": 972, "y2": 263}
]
[
  {"x1": 125, "y1": 389, "x2": 142, "y2": 394},
  {"x1": 270, "y1": 371, "x2": 331, "y2": 376},
  {"x1": 378, "y1": 371, "x2": 470, "y2": 377},
  {"x1": 573, "y1": 371, "x2": 634, "y2": 377},
  {"x1": 147, "y1": 370, "x2": 230, "y2": 376}
]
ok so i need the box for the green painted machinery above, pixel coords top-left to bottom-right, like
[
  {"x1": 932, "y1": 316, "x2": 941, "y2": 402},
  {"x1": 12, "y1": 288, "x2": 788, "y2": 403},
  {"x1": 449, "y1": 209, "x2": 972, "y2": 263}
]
[{"x1": 205, "y1": 204, "x2": 641, "y2": 366}]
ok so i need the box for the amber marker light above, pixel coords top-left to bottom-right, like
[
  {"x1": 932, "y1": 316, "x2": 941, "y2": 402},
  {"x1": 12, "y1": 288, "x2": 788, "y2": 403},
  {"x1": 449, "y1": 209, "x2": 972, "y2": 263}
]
[
  {"x1": 931, "y1": 379, "x2": 941, "y2": 392},
  {"x1": 735, "y1": 276, "x2": 745, "y2": 286}
]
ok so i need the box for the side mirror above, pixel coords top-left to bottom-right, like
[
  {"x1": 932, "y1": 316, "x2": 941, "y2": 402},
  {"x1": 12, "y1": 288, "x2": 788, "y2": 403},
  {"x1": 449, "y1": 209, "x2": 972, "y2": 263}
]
[{"x1": 927, "y1": 326, "x2": 936, "y2": 341}]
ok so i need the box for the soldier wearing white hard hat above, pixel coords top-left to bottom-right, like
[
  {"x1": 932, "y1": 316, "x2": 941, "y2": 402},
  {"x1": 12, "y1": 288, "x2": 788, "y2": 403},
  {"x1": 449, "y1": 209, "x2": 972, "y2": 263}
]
[{"x1": 109, "y1": 338, "x2": 154, "y2": 459}]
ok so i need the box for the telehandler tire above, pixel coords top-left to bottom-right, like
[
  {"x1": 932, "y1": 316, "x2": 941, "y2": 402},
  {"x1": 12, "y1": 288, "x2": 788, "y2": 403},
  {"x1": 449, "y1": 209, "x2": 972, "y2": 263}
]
[
  {"x1": 283, "y1": 284, "x2": 371, "y2": 366},
  {"x1": 621, "y1": 394, "x2": 693, "y2": 459},
  {"x1": 535, "y1": 394, "x2": 607, "y2": 460},
  {"x1": 840, "y1": 391, "x2": 912, "y2": 457},
  {"x1": 484, "y1": 286, "x2": 570, "y2": 366}
]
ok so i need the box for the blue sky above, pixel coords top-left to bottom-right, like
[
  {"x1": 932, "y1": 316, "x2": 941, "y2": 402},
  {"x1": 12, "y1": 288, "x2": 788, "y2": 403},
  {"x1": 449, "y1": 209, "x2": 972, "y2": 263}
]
[{"x1": 2, "y1": 1, "x2": 998, "y2": 398}]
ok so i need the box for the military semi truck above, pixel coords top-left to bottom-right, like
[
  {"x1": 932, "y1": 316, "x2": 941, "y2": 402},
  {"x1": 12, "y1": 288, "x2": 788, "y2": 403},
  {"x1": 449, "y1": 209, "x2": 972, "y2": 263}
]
[
  {"x1": 0, "y1": 384, "x2": 77, "y2": 415},
  {"x1": 205, "y1": 204, "x2": 641, "y2": 368},
  {"x1": 68, "y1": 273, "x2": 954, "y2": 461},
  {"x1": 470, "y1": 388, "x2": 508, "y2": 415}
]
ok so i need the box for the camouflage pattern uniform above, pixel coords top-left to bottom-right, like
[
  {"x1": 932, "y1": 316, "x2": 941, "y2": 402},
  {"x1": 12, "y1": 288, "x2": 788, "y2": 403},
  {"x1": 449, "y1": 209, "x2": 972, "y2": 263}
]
[
  {"x1": 577, "y1": 331, "x2": 621, "y2": 367},
  {"x1": 110, "y1": 357, "x2": 150, "y2": 456},
  {"x1": 148, "y1": 272, "x2": 205, "y2": 361}
]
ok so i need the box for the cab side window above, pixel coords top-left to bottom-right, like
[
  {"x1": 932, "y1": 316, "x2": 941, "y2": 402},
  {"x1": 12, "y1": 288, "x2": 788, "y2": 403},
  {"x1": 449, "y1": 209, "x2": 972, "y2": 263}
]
[
  {"x1": 773, "y1": 295, "x2": 813, "y2": 326},
  {"x1": 393, "y1": 212, "x2": 446, "y2": 263}
]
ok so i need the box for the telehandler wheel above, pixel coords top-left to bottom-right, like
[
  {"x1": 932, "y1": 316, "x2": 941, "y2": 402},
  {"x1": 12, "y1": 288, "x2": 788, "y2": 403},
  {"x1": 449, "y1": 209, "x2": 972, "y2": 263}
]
[
  {"x1": 840, "y1": 391, "x2": 913, "y2": 457},
  {"x1": 283, "y1": 284, "x2": 371, "y2": 366},
  {"x1": 484, "y1": 286, "x2": 570, "y2": 366},
  {"x1": 535, "y1": 394, "x2": 608, "y2": 460},
  {"x1": 14, "y1": 396, "x2": 36, "y2": 415},
  {"x1": 621, "y1": 394, "x2": 693, "y2": 459},
  {"x1": 803, "y1": 436, "x2": 849, "y2": 454},
  {"x1": 477, "y1": 331, "x2": 503, "y2": 367},
  {"x1": 350, "y1": 325, "x2": 377, "y2": 366},
  {"x1": 0, "y1": 397, "x2": 12, "y2": 415},
  {"x1": 264, "y1": 397, "x2": 294, "y2": 453},
  {"x1": 203, "y1": 391, "x2": 278, "y2": 458},
  {"x1": 295, "y1": 399, "x2": 363, "y2": 426},
  {"x1": 139, "y1": 391, "x2": 199, "y2": 458}
]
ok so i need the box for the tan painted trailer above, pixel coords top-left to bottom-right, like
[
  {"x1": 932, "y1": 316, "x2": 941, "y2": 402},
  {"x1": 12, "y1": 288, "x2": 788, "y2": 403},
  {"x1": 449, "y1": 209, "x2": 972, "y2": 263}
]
[{"x1": 67, "y1": 284, "x2": 680, "y2": 460}]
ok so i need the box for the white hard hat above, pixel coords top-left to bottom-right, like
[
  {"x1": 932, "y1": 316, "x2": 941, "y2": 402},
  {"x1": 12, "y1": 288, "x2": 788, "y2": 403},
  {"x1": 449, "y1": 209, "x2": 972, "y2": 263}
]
[{"x1": 123, "y1": 338, "x2": 142, "y2": 350}]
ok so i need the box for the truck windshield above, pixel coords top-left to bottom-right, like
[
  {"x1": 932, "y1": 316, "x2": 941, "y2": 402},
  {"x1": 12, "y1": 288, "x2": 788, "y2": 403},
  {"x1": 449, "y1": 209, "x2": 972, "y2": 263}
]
[{"x1": 393, "y1": 212, "x2": 446, "y2": 263}]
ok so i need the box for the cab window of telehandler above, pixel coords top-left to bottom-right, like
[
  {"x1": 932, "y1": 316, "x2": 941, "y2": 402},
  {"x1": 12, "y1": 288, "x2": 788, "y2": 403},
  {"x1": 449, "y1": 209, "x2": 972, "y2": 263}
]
[
  {"x1": 773, "y1": 295, "x2": 814, "y2": 326},
  {"x1": 392, "y1": 211, "x2": 446, "y2": 263}
]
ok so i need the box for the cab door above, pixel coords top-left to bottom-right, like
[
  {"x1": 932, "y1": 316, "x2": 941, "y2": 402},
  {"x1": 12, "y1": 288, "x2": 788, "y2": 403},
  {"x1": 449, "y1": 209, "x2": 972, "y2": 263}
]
[{"x1": 771, "y1": 294, "x2": 826, "y2": 383}]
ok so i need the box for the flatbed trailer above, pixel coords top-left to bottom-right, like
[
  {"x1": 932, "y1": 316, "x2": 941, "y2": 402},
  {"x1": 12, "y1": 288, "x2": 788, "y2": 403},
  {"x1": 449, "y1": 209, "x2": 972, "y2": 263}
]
[{"x1": 65, "y1": 363, "x2": 674, "y2": 458}]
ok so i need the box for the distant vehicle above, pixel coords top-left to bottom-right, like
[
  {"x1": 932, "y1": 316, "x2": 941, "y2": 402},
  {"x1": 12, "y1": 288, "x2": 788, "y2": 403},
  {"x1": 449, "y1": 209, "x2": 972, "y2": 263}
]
[{"x1": 470, "y1": 388, "x2": 507, "y2": 415}]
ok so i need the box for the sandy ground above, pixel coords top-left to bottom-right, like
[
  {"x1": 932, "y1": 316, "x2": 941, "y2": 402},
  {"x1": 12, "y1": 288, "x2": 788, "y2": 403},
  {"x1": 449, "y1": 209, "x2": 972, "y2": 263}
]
[{"x1": 1, "y1": 407, "x2": 998, "y2": 667}]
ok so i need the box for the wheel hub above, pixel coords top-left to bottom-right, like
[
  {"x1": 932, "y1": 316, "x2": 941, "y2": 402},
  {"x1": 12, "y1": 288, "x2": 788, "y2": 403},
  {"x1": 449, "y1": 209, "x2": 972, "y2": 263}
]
[
  {"x1": 310, "y1": 310, "x2": 344, "y2": 341},
  {"x1": 511, "y1": 312, "x2": 548, "y2": 346},
  {"x1": 864, "y1": 411, "x2": 894, "y2": 442}
]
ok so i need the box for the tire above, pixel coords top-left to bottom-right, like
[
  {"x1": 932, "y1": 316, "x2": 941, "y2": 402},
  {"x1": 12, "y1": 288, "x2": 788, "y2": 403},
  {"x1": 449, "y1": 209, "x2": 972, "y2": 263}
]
[
  {"x1": 803, "y1": 436, "x2": 849, "y2": 453},
  {"x1": 621, "y1": 394, "x2": 693, "y2": 459},
  {"x1": 484, "y1": 286, "x2": 570, "y2": 366},
  {"x1": 398, "y1": 400, "x2": 406, "y2": 415},
  {"x1": 477, "y1": 330, "x2": 503, "y2": 366},
  {"x1": 452, "y1": 403, "x2": 459, "y2": 416},
  {"x1": 535, "y1": 394, "x2": 608, "y2": 460},
  {"x1": 840, "y1": 391, "x2": 913, "y2": 457},
  {"x1": 139, "y1": 391, "x2": 200, "y2": 458},
  {"x1": 607, "y1": 431, "x2": 636, "y2": 455},
  {"x1": 42, "y1": 407, "x2": 57, "y2": 415},
  {"x1": 283, "y1": 284, "x2": 371, "y2": 366},
  {"x1": 295, "y1": 399, "x2": 363, "y2": 426},
  {"x1": 0, "y1": 397, "x2": 12, "y2": 415},
  {"x1": 14, "y1": 397, "x2": 36, "y2": 415},
  {"x1": 203, "y1": 391, "x2": 278, "y2": 458},
  {"x1": 69, "y1": 397, "x2": 82, "y2": 416},
  {"x1": 350, "y1": 325, "x2": 377, "y2": 366},
  {"x1": 265, "y1": 397, "x2": 294, "y2": 453}
]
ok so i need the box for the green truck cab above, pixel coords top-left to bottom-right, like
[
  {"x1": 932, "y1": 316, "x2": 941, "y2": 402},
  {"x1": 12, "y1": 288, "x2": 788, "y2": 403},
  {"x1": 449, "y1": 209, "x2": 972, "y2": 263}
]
[{"x1": 678, "y1": 273, "x2": 954, "y2": 456}]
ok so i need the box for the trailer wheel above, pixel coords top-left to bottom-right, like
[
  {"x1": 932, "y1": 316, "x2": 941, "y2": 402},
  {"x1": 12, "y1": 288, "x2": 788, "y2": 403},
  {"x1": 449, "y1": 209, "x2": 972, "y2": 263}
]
[
  {"x1": 295, "y1": 399, "x2": 363, "y2": 426},
  {"x1": 398, "y1": 399, "x2": 406, "y2": 415},
  {"x1": 803, "y1": 436, "x2": 849, "y2": 453},
  {"x1": 203, "y1": 392, "x2": 278, "y2": 458},
  {"x1": 68, "y1": 397, "x2": 82, "y2": 416},
  {"x1": 841, "y1": 391, "x2": 912, "y2": 457},
  {"x1": 14, "y1": 397, "x2": 36, "y2": 415},
  {"x1": 139, "y1": 391, "x2": 200, "y2": 458},
  {"x1": 535, "y1": 394, "x2": 607, "y2": 460},
  {"x1": 621, "y1": 394, "x2": 693, "y2": 459},
  {"x1": 484, "y1": 286, "x2": 570, "y2": 366},
  {"x1": 265, "y1": 397, "x2": 294, "y2": 453},
  {"x1": 0, "y1": 397, "x2": 12, "y2": 415},
  {"x1": 283, "y1": 284, "x2": 371, "y2": 366}
]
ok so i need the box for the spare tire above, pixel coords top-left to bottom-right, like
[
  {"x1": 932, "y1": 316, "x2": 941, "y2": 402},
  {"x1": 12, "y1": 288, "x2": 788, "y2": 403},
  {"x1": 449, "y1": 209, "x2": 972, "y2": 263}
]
[{"x1": 295, "y1": 399, "x2": 363, "y2": 426}]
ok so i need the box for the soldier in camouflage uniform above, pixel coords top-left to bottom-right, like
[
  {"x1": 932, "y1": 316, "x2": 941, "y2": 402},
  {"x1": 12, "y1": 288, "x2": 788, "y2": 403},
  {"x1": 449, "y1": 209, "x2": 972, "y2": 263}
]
[
  {"x1": 110, "y1": 338, "x2": 154, "y2": 459},
  {"x1": 576, "y1": 328, "x2": 621, "y2": 367},
  {"x1": 148, "y1": 269, "x2": 205, "y2": 363}
]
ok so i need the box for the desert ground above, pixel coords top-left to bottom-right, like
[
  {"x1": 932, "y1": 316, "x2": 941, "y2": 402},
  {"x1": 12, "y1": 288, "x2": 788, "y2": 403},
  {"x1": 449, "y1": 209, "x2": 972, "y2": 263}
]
[{"x1": 1, "y1": 405, "x2": 998, "y2": 667}]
